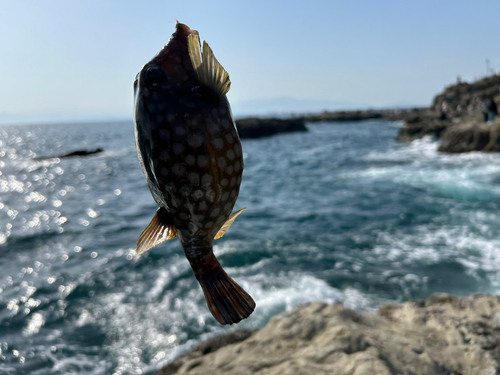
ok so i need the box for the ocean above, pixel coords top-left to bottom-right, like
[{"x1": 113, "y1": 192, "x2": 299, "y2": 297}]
[{"x1": 1, "y1": 119, "x2": 500, "y2": 374}]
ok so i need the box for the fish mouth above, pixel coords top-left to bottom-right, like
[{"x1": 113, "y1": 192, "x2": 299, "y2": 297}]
[
  {"x1": 137, "y1": 22, "x2": 200, "y2": 89},
  {"x1": 152, "y1": 22, "x2": 199, "y2": 69}
]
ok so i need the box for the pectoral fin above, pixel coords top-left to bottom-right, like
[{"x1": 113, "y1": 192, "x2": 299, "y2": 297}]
[
  {"x1": 136, "y1": 208, "x2": 178, "y2": 254},
  {"x1": 214, "y1": 208, "x2": 246, "y2": 240}
]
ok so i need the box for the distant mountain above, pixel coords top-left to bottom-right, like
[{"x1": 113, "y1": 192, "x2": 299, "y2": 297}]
[
  {"x1": 0, "y1": 112, "x2": 129, "y2": 126},
  {"x1": 230, "y1": 97, "x2": 367, "y2": 118}
]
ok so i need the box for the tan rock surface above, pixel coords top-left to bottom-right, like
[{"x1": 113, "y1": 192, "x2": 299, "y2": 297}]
[{"x1": 157, "y1": 294, "x2": 500, "y2": 375}]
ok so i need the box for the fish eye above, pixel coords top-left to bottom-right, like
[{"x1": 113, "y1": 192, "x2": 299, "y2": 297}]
[{"x1": 145, "y1": 66, "x2": 166, "y2": 89}]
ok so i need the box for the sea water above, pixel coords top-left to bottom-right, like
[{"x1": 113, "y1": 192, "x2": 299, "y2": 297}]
[{"x1": 1, "y1": 120, "x2": 500, "y2": 374}]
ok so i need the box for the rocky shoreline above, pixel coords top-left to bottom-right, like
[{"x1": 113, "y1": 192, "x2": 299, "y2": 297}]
[
  {"x1": 157, "y1": 293, "x2": 500, "y2": 374},
  {"x1": 235, "y1": 108, "x2": 426, "y2": 139},
  {"x1": 238, "y1": 74, "x2": 500, "y2": 153},
  {"x1": 396, "y1": 74, "x2": 500, "y2": 152}
]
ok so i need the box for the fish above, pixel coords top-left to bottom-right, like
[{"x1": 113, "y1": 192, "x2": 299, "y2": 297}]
[{"x1": 133, "y1": 22, "x2": 255, "y2": 325}]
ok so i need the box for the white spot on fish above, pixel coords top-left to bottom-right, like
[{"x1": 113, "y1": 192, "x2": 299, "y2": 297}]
[
  {"x1": 234, "y1": 143, "x2": 242, "y2": 156},
  {"x1": 234, "y1": 161, "x2": 241, "y2": 171},
  {"x1": 173, "y1": 143, "x2": 184, "y2": 155},
  {"x1": 227, "y1": 150, "x2": 235, "y2": 160},
  {"x1": 199, "y1": 201, "x2": 207, "y2": 210},
  {"x1": 230, "y1": 190, "x2": 237, "y2": 198},
  {"x1": 230, "y1": 177, "x2": 236, "y2": 187},
  {"x1": 210, "y1": 208, "x2": 220, "y2": 217},
  {"x1": 218, "y1": 157, "x2": 226, "y2": 168},
  {"x1": 179, "y1": 186, "x2": 191, "y2": 196},
  {"x1": 221, "y1": 192, "x2": 229, "y2": 201},
  {"x1": 213, "y1": 138, "x2": 224, "y2": 149},
  {"x1": 159, "y1": 130, "x2": 170, "y2": 140},
  {"x1": 175, "y1": 127, "x2": 185, "y2": 135},
  {"x1": 224, "y1": 202, "x2": 232, "y2": 211},
  {"x1": 221, "y1": 119, "x2": 230, "y2": 128},
  {"x1": 185, "y1": 155, "x2": 195, "y2": 165},
  {"x1": 193, "y1": 190, "x2": 204, "y2": 200},
  {"x1": 197, "y1": 155, "x2": 208, "y2": 168},
  {"x1": 227, "y1": 165, "x2": 234, "y2": 174},
  {"x1": 236, "y1": 175, "x2": 242, "y2": 184},
  {"x1": 220, "y1": 178, "x2": 228, "y2": 187},
  {"x1": 225, "y1": 134, "x2": 233, "y2": 144},
  {"x1": 188, "y1": 135, "x2": 203, "y2": 148},
  {"x1": 204, "y1": 221, "x2": 214, "y2": 229},
  {"x1": 172, "y1": 164, "x2": 185, "y2": 176},
  {"x1": 188, "y1": 172, "x2": 200, "y2": 186},
  {"x1": 201, "y1": 174, "x2": 212, "y2": 186},
  {"x1": 206, "y1": 189, "x2": 215, "y2": 202},
  {"x1": 160, "y1": 150, "x2": 170, "y2": 160}
]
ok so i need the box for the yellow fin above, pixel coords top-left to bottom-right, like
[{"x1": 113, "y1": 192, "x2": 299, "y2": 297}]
[
  {"x1": 187, "y1": 34, "x2": 203, "y2": 71},
  {"x1": 187, "y1": 34, "x2": 231, "y2": 96},
  {"x1": 136, "y1": 209, "x2": 178, "y2": 254},
  {"x1": 214, "y1": 208, "x2": 246, "y2": 240}
]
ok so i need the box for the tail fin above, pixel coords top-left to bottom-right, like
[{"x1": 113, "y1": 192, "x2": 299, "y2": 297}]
[{"x1": 191, "y1": 254, "x2": 255, "y2": 325}]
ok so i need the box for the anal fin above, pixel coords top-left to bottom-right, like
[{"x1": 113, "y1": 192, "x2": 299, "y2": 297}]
[
  {"x1": 136, "y1": 208, "x2": 177, "y2": 254},
  {"x1": 214, "y1": 208, "x2": 245, "y2": 240}
]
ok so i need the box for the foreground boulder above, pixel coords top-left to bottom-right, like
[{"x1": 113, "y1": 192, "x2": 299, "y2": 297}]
[{"x1": 158, "y1": 294, "x2": 500, "y2": 375}]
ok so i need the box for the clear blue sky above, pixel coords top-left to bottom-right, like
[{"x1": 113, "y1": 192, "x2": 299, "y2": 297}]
[{"x1": 1, "y1": 0, "x2": 499, "y2": 124}]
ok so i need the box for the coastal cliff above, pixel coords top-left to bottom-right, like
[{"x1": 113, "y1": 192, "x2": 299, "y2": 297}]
[
  {"x1": 157, "y1": 294, "x2": 500, "y2": 375},
  {"x1": 396, "y1": 74, "x2": 500, "y2": 152}
]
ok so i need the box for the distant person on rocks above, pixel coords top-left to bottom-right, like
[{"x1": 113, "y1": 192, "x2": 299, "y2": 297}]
[
  {"x1": 480, "y1": 98, "x2": 489, "y2": 122},
  {"x1": 439, "y1": 100, "x2": 448, "y2": 120},
  {"x1": 488, "y1": 99, "x2": 498, "y2": 122}
]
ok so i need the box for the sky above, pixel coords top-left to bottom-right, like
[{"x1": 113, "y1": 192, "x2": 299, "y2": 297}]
[{"x1": 1, "y1": 0, "x2": 500, "y2": 124}]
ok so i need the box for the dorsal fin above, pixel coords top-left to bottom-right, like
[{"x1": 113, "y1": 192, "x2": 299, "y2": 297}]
[{"x1": 187, "y1": 34, "x2": 231, "y2": 96}]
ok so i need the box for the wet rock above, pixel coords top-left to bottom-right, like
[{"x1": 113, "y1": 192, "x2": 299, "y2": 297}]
[
  {"x1": 157, "y1": 294, "x2": 500, "y2": 375},
  {"x1": 395, "y1": 117, "x2": 450, "y2": 142},
  {"x1": 438, "y1": 122, "x2": 500, "y2": 153}
]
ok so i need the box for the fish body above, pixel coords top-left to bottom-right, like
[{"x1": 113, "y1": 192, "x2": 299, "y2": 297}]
[{"x1": 133, "y1": 23, "x2": 255, "y2": 324}]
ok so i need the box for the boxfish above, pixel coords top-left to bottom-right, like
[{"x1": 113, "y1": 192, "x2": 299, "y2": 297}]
[{"x1": 133, "y1": 22, "x2": 255, "y2": 324}]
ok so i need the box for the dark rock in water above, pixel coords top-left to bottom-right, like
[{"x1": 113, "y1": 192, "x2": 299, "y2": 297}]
[
  {"x1": 234, "y1": 108, "x2": 427, "y2": 139},
  {"x1": 396, "y1": 116, "x2": 450, "y2": 142},
  {"x1": 34, "y1": 148, "x2": 104, "y2": 160},
  {"x1": 157, "y1": 294, "x2": 500, "y2": 374},
  {"x1": 235, "y1": 118, "x2": 307, "y2": 138},
  {"x1": 301, "y1": 110, "x2": 383, "y2": 123},
  {"x1": 438, "y1": 122, "x2": 500, "y2": 153}
]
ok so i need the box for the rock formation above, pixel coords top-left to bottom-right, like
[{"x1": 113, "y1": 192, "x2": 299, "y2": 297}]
[
  {"x1": 34, "y1": 148, "x2": 104, "y2": 160},
  {"x1": 157, "y1": 293, "x2": 500, "y2": 375},
  {"x1": 235, "y1": 118, "x2": 307, "y2": 138},
  {"x1": 396, "y1": 74, "x2": 500, "y2": 152},
  {"x1": 431, "y1": 75, "x2": 500, "y2": 113}
]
